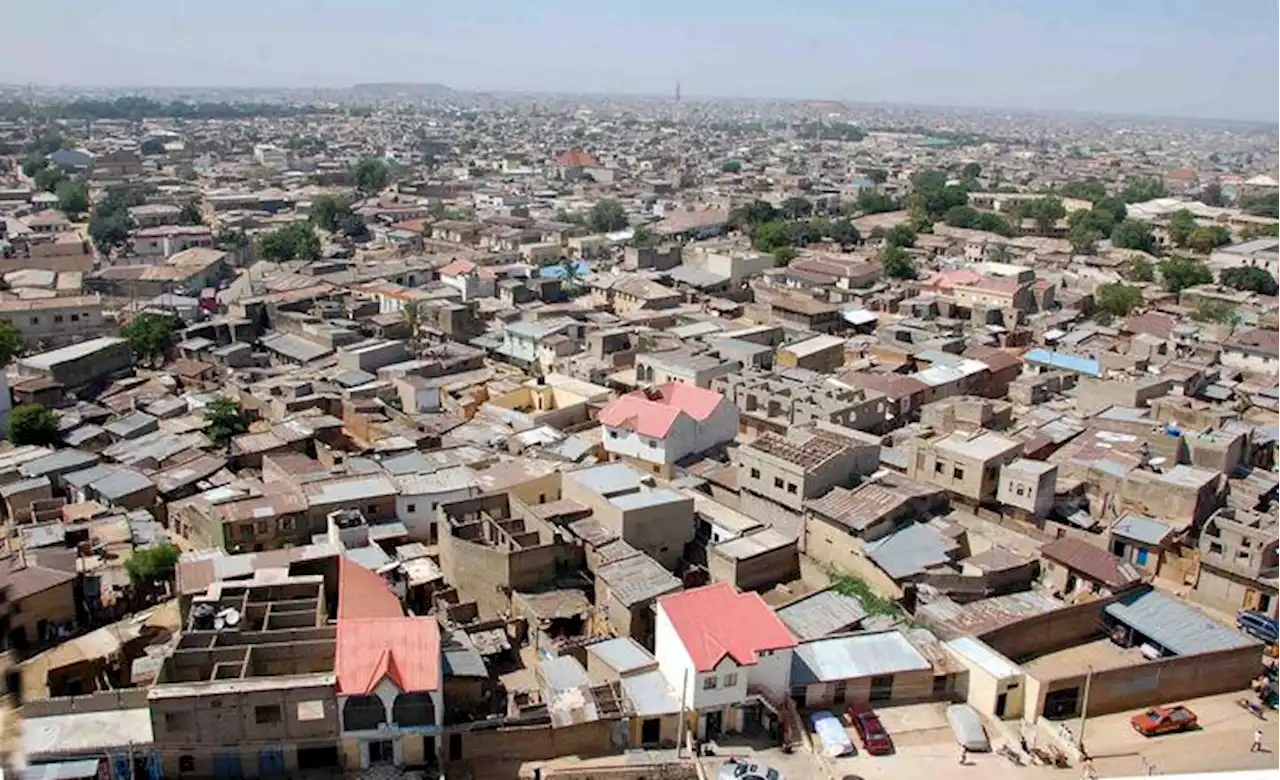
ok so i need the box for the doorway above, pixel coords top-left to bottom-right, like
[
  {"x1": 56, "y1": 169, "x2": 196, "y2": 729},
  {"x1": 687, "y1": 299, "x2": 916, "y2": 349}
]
[
  {"x1": 449, "y1": 733, "x2": 463, "y2": 762},
  {"x1": 995, "y1": 693, "x2": 1008, "y2": 718},
  {"x1": 641, "y1": 718, "x2": 661, "y2": 745},
  {"x1": 1043, "y1": 687, "x2": 1081, "y2": 719},
  {"x1": 705, "y1": 710, "x2": 723, "y2": 739},
  {"x1": 368, "y1": 740, "x2": 395, "y2": 766}
]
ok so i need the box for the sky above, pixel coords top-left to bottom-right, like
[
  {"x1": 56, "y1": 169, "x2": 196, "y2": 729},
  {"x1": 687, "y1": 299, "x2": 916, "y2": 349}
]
[{"x1": 2, "y1": 0, "x2": 1277, "y2": 121}]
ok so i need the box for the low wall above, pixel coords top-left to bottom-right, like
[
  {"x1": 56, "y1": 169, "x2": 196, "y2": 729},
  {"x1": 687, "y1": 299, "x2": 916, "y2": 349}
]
[{"x1": 978, "y1": 593, "x2": 1128, "y2": 662}]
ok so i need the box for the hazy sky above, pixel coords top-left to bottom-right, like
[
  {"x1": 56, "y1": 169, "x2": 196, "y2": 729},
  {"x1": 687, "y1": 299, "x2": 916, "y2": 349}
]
[{"x1": 3, "y1": 0, "x2": 1277, "y2": 121}]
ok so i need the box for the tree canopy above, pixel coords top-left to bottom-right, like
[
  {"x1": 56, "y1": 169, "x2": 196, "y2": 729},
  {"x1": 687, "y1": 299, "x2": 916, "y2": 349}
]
[
  {"x1": 1025, "y1": 196, "x2": 1066, "y2": 234},
  {"x1": 55, "y1": 178, "x2": 88, "y2": 216},
  {"x1": 880, "y1": 246, "x2": 917, "y2": 279},
  {"x1": 1197, "y1": 182, "x2": 1225, "y2": 208},
  {"x1": 1187, "y1": 225, "x2": 1231, "y2": 254},
  {"x1": 1158, "y1": 255, "x2": 1214, "y2": 293},
  {"x1": 33, "y1": 165, "x2": 69, "y2": 193},
  {"x1": 882, "y1": 223, "x2": 917, "y2": 249},
  {"x1": 1110, "y1": 219, "x2": 1159, "y2": 254},
  {"x1": 852, "y1": 189, "x2": 898, "y2": 215},
  {"x1": 351, "y1": 157, "x2": 391, "y2": 194},
  {"x1": 730, "y1": 199, "x2": 778, "y2": 229},
  {"x1": 124, "y1": 544, "x2": 181, "y2": 587},
  {"x1": 1095, "y1": 283, "x2": 1144, "y2": 317},
  {"x1": 6, "y1": 404, "x2": 59, "y2": 446},
  {"x1": 1241, "y1": 194, "x2": 1279, "y2": 219},
  {"x1": 139, "y1": 137, "x2": 167, "y2": 156},
  {"x1": 720, "y1": 159, "x2": 742, "y2": 173},
  {"x1": 0, "y1": 320, "x2": 23, "y2": 365},
  {"x1": 309, "y1": 194, "x2": 367, "y2": 239},
  {"x1": 943, "y1": 205, "x2": 1014, "y2": 236},
  {"x1": 88, "y1": 189, "x2": 142, "y2": 253},
  {"x1": 178, "y1": 202, "x2": 203, "y2": 226},
  {"x1": 826, "y1": 218, "x2": 861, "y2": 248},
  {"x1": 1191, "y1": 300, "x2": 1241, "y2": 326},
  {"x1": 1120, "y1": 177, "x2": 1167, "y2": 204},
  {"x1": 780, "y1": 197, "x2": 814, "y2": 220},
  {"x1": 1167, "y1": 209, "x2": 1198, "y2": 248},
  {"x1": 204, "y1": 397, "x2": 249, "y2": 449},
  {"x1": 121, "y1": 312, "x2": 179, "y2": 365},
  {"x1": 905, "y1": 169, "x2": 969, "y2": 221},
  {"x1": 1123, "y1": 258, "x2": 1156, "y2": 283},
  {"x1": 587, "y1": 199, "x2": 628, "y2": 233},
  {"x1": 1057, "y1": 179, "x2": 1108, "y2": 202},
  {"x1": 256, "y1": 222, "x2": 322, "y2": 263},
  {"x1": 1220, "y1": 266, "x2": 1279, "y2": 296}
]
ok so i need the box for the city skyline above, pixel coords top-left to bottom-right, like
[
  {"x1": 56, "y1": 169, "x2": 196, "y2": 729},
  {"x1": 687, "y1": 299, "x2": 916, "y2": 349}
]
[{"x1": 1, "y1": 0, "x2": 1276, "y2": 123}]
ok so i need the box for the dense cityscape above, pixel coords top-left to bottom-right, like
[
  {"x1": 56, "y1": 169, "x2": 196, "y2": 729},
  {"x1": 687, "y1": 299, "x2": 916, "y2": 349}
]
[{"x1": 0, "y1": 76, "x2": 1276, "y2": 780}]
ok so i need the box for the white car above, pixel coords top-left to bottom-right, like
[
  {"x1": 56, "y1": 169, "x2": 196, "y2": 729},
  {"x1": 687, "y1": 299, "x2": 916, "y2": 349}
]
[
  {"x1": 810, "y1": 710, "x2": 856, "y2": 757},
  {"x1": 717, "y1": 759, "x2": 782, "y2": 780}
]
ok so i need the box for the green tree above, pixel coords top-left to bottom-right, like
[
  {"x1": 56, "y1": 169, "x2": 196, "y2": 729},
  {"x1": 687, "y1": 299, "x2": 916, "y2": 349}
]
[
  {"x1": 905, "y1": 169, "x2": 969, "y2": 221},
  {"x1": 943, "y1": 205, "x2": 980, "y2": 228},
  {"x1": 1220, "y1": 266, "x2": 1279, "y2": 296},
  {"x1": 587, "y1": 199, "x2": 627, "y2": 232},
  {"x1": 1068, "y1": 223, "x2": 1102, "y2": 255},
  {"x1": 337, "y1": 213, "x2": 369, "y2": 240},
  {"x1": 139, "y1": 137, "x2": 167, "y2": 156},
  {"x1": 883, "y1": 223, "x2": 917, "y2": 249},
  {"x1": 0, "y1": 320, "x2": 23, "y2": 365},
  {"x1": 1095, "y1": 283, "x2": 1144, "y2": 316},
  {"x1": 21, "y1": 154, "x2": 48, "y2": 177},
  {"x1": 6, "y1": 404, "x2": 59, "y2": 446},
  {"x1": 351, "y1": 156, "x2": 391, "y2": 194},
  {"x1": 1187, "y1": 226, "x2": 1231, "y2": 254},
  {"x1": 1026, "y1": 196, "x2": 1067, "y2": 234},
  {"x1": 1240, "y1": 223, "x2": 1279, "y2": 240},
  {"x1": 863, "y1": 169, "x2": 888, "y2": 185},
  {"x1": 1191, "y1": 300, "x2": 1241, "y2": 326},
  {"x1": 1240, "y1": 194, "x2": 1279, "y2": 218},
  {"x1": 215, "y1": 227, "x2": 249, "y2": 251},
  {"x1": 826, "y1": 218, "x2": 861, "y2": 248},
  {"x1": 730, "y1": 199, "x2": 777, "y2": 229},
  {"x1": 1121, "y1": 177, "x2": 1167, "y2": 203},
  {"x1": 780, "y1": 197, "x2": 814, "y2": 220},
  {"x1": 33, "y1": 165, "x2": 68, "y2": 193},
  {"x1": 88, "y1": 211, "x2": 133, "y2": 253},
  {"x1": 853, "y1": 189, "x2": 898, "y2": 215},
  {"x1": 1167, "y1": 209, "x2": 1198, "y2": 248},
  {"x1": 751, "y1": 220, "x2": 794, "y2": 253},
  {"x1": 1197, "y1": 182, "x2": 1225, "y2": 208},
  {"x1": 204, "y1": 397, "x2": 248, "y2": 449},
  {"x1": 629, "y1": 226, "x2": 659, "y2": 249},
  {"x1": 1058, "y1": 179, "x2": 1108, "y2": 202},
  {"x1": 1158, "y1": 255, "x2": 1214, "y2": 293},
  {"x1": 121, "y1": 312, "x2": 179, "y2": 365},
  {"x1": 1110, "y1": 219, "x2": 1158, "y2": 253},
  {"x1": 772, "y1": 246, "x2": 797, "y2": 266},
  {"x1": 402, "y1": 300, "x2": 423, "y2": 354},
  {"x1": 55, "y1": 178, "x2": 88, "y2": 216},
  {"x1": 178, "y1": 202, "x2": 203, "y2": 226},
  {"x1": 880, "y1": 246, "x2": 917, "y2": 279},
  {"x1": 309, "y1": 195, "x2": 353, "y2": 232},
  {"x1": 1124, "y1": 258, "x2": 1156, "y2": 283},
  {"x1": 720, "y1": 159, "x2": 742, "y2": 173},
  {"x1": 256, "y1": 222, "x2": 321, "y2": 263},
  {"x1": 30, "y1": 134, "x2": 65, "y2": 155},
  {"x1": 124, "y1": 544, "x2": 181, "y2": 588},
  {"x1": 961, "y1": 162, "x2": 982, "y2": 181}
]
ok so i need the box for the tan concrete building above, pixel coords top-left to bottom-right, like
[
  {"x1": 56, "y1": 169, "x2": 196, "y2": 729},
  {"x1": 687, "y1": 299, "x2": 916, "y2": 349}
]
[
  {"x1": 906, "y1": 429, "x2": 1023, "y2": 503},
  {"x1": 0, "y1": 295, "x2": 106, "y2": 349},
  {"x1": 1194, "y1": 508, "x2": 1279, "y2": 619}
]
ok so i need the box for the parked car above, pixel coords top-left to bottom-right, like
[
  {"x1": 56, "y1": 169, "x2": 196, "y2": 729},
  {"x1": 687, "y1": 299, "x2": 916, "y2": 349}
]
[
  {"x1": 717, "y1": 759, "x2": 782, "y2": 780},
  {"x1": 1131, "y1": 705, "x2": 1198, "y2": 736},
  {"x1": 810, "y1": 710, "x2": 856, "y2": 757},
  {"x1": 946, "y1": 704, "x2": 990, "y2": 752},
  {"x1": 847, "y1": 704, "x2": 894, "y2": 755},
  {"x1": 1237, "y1": 611, "x2": 1279, "y2": 644}
]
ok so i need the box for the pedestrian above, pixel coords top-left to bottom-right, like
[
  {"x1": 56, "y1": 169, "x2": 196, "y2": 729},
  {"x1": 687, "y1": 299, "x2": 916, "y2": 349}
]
[
  {"x1": 1252, "y1": 727, "x2": 1264, "y2": 753},
  {"x1": 959, "y1": 746, "x2": 969, "y2": 765}
]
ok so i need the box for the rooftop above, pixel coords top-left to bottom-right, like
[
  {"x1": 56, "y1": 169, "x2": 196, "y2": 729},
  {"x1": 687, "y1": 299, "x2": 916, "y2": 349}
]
[{"x1": 657, "y1": 582, "x2": 797, "y2": 672}]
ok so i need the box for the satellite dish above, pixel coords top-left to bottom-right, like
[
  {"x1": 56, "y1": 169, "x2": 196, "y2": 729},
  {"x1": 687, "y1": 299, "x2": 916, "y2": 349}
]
[{"x1": 221, "y1": 607, "x2": 242, "y2": 627}]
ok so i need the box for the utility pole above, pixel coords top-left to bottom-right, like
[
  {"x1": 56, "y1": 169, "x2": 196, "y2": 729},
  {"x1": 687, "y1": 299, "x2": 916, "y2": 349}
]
[
  {"x1": 1078, "y1": 665, "x2": 1094, "y2": 756},
  {"x1": 676, "y1": 667, "x2": 689, "y2": 758}
]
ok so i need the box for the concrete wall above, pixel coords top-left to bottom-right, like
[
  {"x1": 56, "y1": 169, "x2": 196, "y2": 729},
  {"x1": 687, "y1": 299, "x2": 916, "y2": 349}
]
[
  {"x1": 707, "y1": 541, "x2": 801, "y2": 593},
  {"x1": 10, "y1": 580, "x2": 77, "y2": 645},
  {"x1": 802, "y1": 515, "x2": 905, "y2": 599},
  {"x1": 979, "y1": 596, "x2": 1122, "y2": 661},
  {"x1": 801, "y1": 668, "x2": 934, "y2": 709},
  {"x1": 446, "y1": 718, "x2": 621, "y2": 764}
]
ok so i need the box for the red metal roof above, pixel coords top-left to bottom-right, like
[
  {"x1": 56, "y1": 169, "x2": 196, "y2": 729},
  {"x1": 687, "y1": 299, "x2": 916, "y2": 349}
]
[
  {"x1": 337, "y1": 557, "x2": 404, "y2": 620},
  {"x1": 598, "y1": 383, "x2": 726, "y2": 438},
  {"x1": 657, "y1": 582, "x2": 796, "y2": 672},
  {"x1": 336, "y1": 616, "x2": 441, "y2": 695},
  {"x1": 555, "y1": 149, "x2": 601, "y2": 168}
]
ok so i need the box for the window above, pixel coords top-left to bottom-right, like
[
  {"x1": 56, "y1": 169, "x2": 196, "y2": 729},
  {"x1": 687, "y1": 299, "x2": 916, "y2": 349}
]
[
  {"x1": 1209, "y1": 542, "x2": 1224, "y2": 555},
  {"x1": 165, "y1": 711, "x2": 192, "y2": 732},
  {"x1": 254, "y1": 705, "x2": 282, "y2": 724},
  {"x1": 54, "y1": 315, "x2": 64, "y2": 323},
  {"x1": 934, "y1": 461, "x2": 945, "y2": 474},
  {"x1": 703, "y1": 677, "x2": 718, "y2": 690},
  {"x1": 367, "y1": 504, "x2": 378, "y2": 516},
  {"x1": 406, "y1": 503, "x2": 417, "y2": 513},
  {"x1": 774, "y1": 477, "x2": 784, "y2": 489},
  {"x1": 279, "y1": 517, "x2": 296, "y2": 532},
  {"x1": 179, "y1": 756, "x2": 196, "y2": 773},
  {"x1": 70, "y1": 313, "x2": 80, "y2": 322},
  {"x1": 1016, "y1": 485, "x2": 1026, "y2": 497},
  {"x1": 952, "y1": 466, "x2": 965, "y2": 480},
  {"x1": 723, "y1": 672, "x2": 739, "y2": 687},
  {"x1": 750, "y1": 468, "x2": 761, "y2": 480},
  {"x1": 786, "y1": 483, "x2": 797, "y2": 495},
  {"x1": 297, "y1": 700, "x2": 326, "y2": 721},
  {"x1": 255, "y1": 521, "x2": 269, "y2": 536},
  {"x1": 29, "y1": 316, "x2": 38, "y2": 325},
  {"x1": 609, "y1": 430, "x2": 619, "y2": 439}
]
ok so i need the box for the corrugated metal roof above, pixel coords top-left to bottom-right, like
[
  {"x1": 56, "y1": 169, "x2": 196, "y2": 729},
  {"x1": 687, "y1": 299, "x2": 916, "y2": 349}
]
[
  {"x1": 792, "y1": 630, "x2": 931, "y2": 685},
  {"x1": 777, "y1": 590, "x2": 871, "y2": 641},
  {"x1": 863, "y1": 522, "x2": 956, "y2": 580},
  {"x1": 1111, "y1": 514, "x2": 1173, "y2": 546},
  {"x1": 588, "y1": 637, "x2": 656, "y2": 675},
  {"x1": 945, "y1": 636, "x2": 1022, "y2": 680},
  {"x1": 1103, "y1": 588, "x2": 1256, "y2": 656},
  {"x1": 621, "y1": 669, "x2": 682, "y2": 716}
]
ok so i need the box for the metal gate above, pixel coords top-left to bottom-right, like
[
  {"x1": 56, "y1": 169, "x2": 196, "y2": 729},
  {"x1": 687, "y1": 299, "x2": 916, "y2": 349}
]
[{"x1": 258, "y1": 746, "x2": 286, "y2": 777}]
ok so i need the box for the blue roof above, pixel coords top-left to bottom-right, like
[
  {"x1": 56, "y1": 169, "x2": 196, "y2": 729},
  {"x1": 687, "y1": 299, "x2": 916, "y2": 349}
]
[
  {"x1": 539, "y1": 260, "x2": 590, "y2": 280},
  {"x1": 1023, "y1": 348, "x2": 1102, "y2": 377},
  {"x1": 1104, "y1": 588, "x2": 1256, "y2": 656}
]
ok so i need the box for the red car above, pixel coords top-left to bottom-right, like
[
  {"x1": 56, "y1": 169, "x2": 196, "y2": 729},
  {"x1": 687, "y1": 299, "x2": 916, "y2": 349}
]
[
  {"x1": 1130, "y1": 705, "x2": 1198, "y2": 737},
  {"x1": 847, "y1": 704, "x2": 894, "y2": 755}
]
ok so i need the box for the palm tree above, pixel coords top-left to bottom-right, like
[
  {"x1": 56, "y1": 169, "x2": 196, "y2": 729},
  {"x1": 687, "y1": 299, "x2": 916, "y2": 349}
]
[
  {"x1": 559, "y1": 257, "x2": 586, "y2": 295},
  {"x1": 402, "y1": 301, "x2": 423, "y2": 354}
]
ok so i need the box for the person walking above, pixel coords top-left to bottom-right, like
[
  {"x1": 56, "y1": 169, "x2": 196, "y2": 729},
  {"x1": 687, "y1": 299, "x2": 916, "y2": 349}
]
[
  {"x1": 959, "y1": 746, "x2": 969, "y2": 765},
  {"x1": 1252, "y1": 727, "x2": 1264, "y2": 753}
]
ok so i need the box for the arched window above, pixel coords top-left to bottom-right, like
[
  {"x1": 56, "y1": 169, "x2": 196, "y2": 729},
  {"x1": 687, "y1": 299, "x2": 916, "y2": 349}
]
[
  {"x1": 392, "y1": 692, "x2": 435, "y2": 727},
  {"x1": 342, "y1": 695, "x2": 385, "y2": 731}
]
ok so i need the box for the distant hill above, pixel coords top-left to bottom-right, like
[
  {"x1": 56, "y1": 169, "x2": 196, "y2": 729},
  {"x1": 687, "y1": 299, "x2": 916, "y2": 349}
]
[{"x1": 349, "y1": 83, "x2": 456, "y2": 98}]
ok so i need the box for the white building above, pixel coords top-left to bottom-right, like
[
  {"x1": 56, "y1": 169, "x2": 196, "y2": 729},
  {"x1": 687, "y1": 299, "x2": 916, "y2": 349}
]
[
  {"x1": 394, "y1": 467, "x2": 481, "y2": 543},
  {"x1": 437, "y1": 259, "x2": 495, "y2": 301},
  {"x1": 598, "y1": 384, "x2": 739, "y2": 475},
  {"x1": 654, "y1": 583, "x2": 797, "y2": 739},
  {"x1": 253, "y1": 144, "x2": 290, "y2": 170}
]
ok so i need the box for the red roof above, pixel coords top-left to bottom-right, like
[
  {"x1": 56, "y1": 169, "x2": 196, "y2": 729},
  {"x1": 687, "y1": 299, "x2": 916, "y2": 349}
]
[
  {"x1": 555, "y1": 149, "x2": 601, "y2": 168},
  {"x1": 438, "y1": 259, "x2": 477, "y2": 277},
  {"x1": 336, "y1": 616, "x2": 441, "y2": 695},
  {"x1": 598, "y1": 383, "x2": 726, "y2": 438},
  {"x1": 337, "y1": 557, "x2": 404, "y2": 620},
  {"x1": 657, "y1": 583, "x2": 796, "y2": 672}
]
